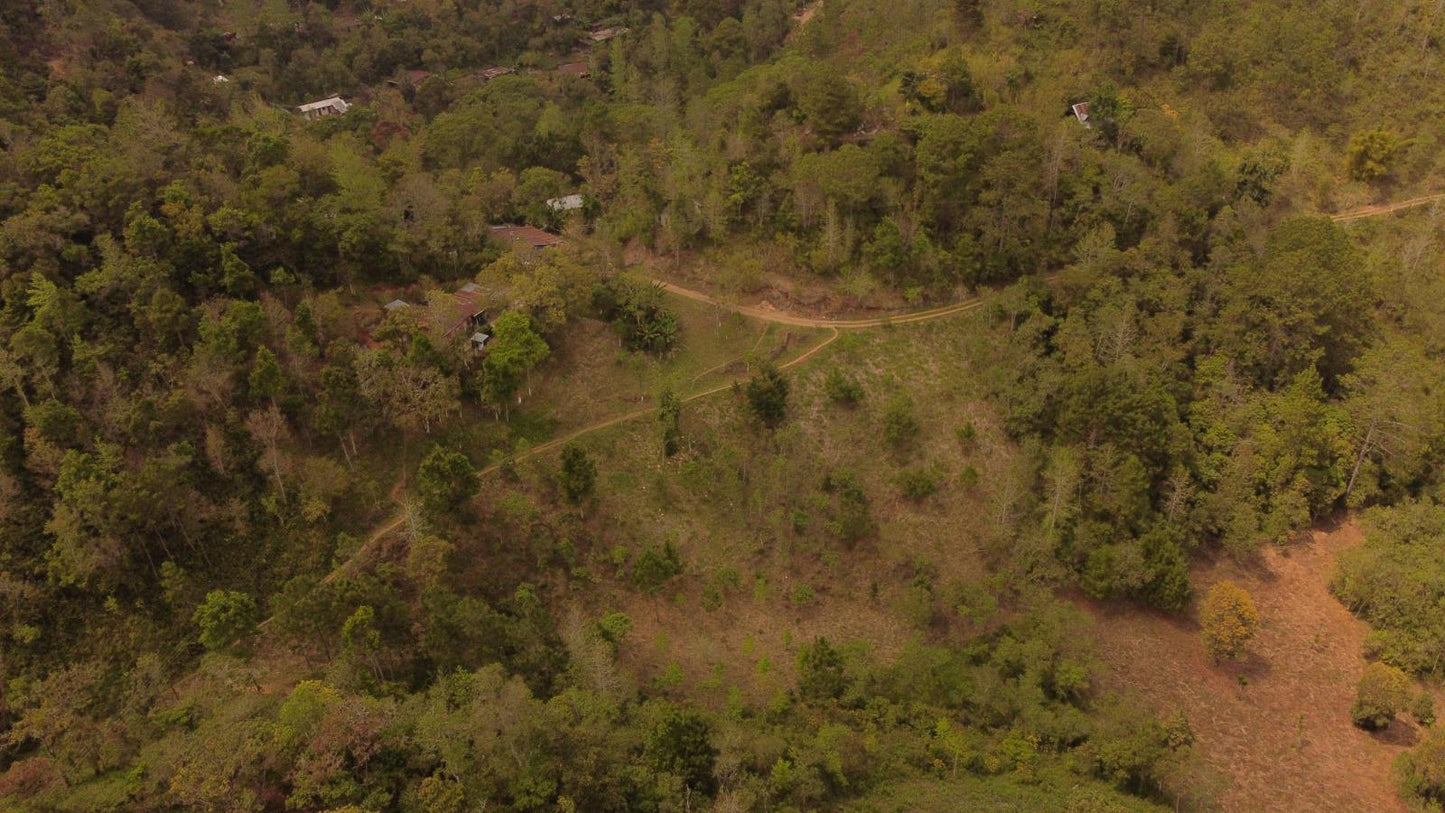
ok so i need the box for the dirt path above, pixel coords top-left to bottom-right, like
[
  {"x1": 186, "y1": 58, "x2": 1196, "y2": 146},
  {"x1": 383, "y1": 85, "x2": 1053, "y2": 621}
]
[
  {"x1": 651, "y1": 279, "x2": 985, "y2": 328},
  {"x1": 1085, "y1": 523, "x2": 1411, "y2": 812},
  {"x1": 1332, "y1": 193, "x2": 1445, "y2": 222}
]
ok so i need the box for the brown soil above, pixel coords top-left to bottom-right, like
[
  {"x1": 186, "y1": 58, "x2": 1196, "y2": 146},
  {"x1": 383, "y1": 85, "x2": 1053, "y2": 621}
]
[{"x1": 1084, "y1": 522, "x2": 1413, "y2": 812}]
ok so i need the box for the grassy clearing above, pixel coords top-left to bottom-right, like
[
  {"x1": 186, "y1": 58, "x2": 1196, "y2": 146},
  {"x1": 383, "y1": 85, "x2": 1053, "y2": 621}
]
[
  {"x1": 517, "y1": 293, "x2": 810, "y2": 441},
  {"x1": 464, "y1": 296, "x2": 1022, "y2": 710}
]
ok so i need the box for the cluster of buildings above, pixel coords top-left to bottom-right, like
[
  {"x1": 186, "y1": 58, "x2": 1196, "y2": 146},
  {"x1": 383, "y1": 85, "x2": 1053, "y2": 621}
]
[
  {"x1": 384, "y1": 282, "x2": 496, "y2": 353},
  {"x1": 283, "y1": 21, "x2": 617, "y2": 347},
  {"x1": 291, "y1": 22, "x2": 628, "y2": 114},
  {"x1": 375, "y1": 222, "x2": 575, "y2": 352}
]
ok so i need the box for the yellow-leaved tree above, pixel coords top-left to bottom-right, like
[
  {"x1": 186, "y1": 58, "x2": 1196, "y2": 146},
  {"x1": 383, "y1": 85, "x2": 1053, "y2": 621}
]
[{"x1": 1200, "y1": 580, "x2": 1260, "y2": 663}]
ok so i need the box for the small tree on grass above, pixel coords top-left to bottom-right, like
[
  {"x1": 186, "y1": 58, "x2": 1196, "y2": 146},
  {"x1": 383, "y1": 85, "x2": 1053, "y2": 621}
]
[
  {"x1": 797, "y1": 636, "x2": 849, "y2": 703},
  {"x1": 882, "y1": 394, "x2": 921, "y2": 451},
  {"x1": 658, "y1": 390, "x2": 682, "y2": 457},
  {"x1": 743, "y1": 363, "x2": 789, "y2": 427},
  {"x1": 559, "y1": 443, "x2": 597, "y2": 505},
  {"x1": 1199, "y1": 580, "x2": 1259, "y2": 663},
  {"x1": 1352, "y1": 662, "x2": 1413, "y2": 730},
  {"x1": 416, "y1": 444, "x2": 478, "y2": 516},
  {"x1": 823, "y1": 368, "x2": 864, "y2": 406}
]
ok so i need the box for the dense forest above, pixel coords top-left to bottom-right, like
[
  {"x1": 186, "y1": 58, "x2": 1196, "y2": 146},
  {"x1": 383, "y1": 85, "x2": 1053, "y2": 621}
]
[{"x1": 4, "y1": 0, "x2": 1445, "y2": 810}]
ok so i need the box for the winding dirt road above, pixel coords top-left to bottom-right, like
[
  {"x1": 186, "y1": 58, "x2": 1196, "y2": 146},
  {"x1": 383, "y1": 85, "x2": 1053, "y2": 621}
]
[
  {"x1": 652, "y1": 279, "x2": 988, "y2": 328},
  {"x1": 331, "y1": 187, "x2": 1439, "y2": 579}
]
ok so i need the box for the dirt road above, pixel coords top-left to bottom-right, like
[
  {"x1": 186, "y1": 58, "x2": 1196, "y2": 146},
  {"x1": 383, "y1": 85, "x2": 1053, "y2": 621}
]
[
  {"x1": 1331, "y1": 193, "x2": 1445, "y2": 222},
  {"x1": 651, "y1": 279, "x2": 986, "y2": 328}
]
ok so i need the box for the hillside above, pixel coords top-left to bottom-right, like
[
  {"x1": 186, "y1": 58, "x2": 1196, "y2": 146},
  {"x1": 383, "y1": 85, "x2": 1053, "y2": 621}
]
[{"x1": 5, "y1": 0, "x2": 1445, "y2": 811}]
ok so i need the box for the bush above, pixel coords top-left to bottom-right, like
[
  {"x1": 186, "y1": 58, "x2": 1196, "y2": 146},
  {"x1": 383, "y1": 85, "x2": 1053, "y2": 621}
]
[
  {"x1": 632, "y1": 542, "x2": 683, "y2": 593},
  {"x1": 1199, "y1": 580, "x2": 1259, "y2": 662},
  {"x1": 1398, "y1": 725, "x2": 1445, "y2": 807},
  {"x1": 790, "y1": 584, "x2": 816, "y2": 608},
  {"x1": 882, "y1": 394, "x2": 921, "y2": 450},
  {"x1": 896, "y1": 465, "x2": 940, "y2": 501},
  {"x1": 824, "y1": 368, "x2": 865, "y2": 405},
  {"x1": 1352, "y1": 662, "x2": 1413, "y2": 730},
  {"x1": 1414, "y1": 692, "x2": 1436, "y2": 727},
  {"x1": 824, "y1": 472, "x2": 873, "y2": 544},
  {"x1": 1346, "y1": 129, "x2": 1407, "y2": 182}
]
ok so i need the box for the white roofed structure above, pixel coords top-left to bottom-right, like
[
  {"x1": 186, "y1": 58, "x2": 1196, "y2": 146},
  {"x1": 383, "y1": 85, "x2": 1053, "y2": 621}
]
[{"x1": 299, "y1": 96, "x2": 350, "y2": 121}]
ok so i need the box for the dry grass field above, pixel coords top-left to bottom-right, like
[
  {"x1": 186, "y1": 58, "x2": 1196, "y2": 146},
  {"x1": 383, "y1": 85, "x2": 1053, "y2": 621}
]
[{"x1": 1085, "y1": 522, "x2": 1420, "y2": 812}]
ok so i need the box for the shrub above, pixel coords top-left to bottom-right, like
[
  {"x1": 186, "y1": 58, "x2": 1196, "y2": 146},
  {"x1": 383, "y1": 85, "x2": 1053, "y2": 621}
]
[
  {"x1": 824, "y1": 472, "x2": 872, "y2": 544},
  {"x1": 882, "y1": 394, "x2": 921, "y2": 450},
  {"x1": 1199, "y1": 580, "x2": 1259, "y2": 662},
  {"x1": 959, "y1": 464, "x2": 980, "y2": 488},
  {"x1": 824, "y1": 368, "x2": 865, "y2": 405},
  {"x1": 1346, "y1": 129, "x2": 1407, "y2": 182},
  {"x1": 632, "y1": 542, "x2": 683, "y2": 593},
  {"x1": 896, "y1": 465, "x2": 940, "y2": 501},
  {"x1": 1352, "y1": 662, "x2": 1413, "y2": 730},
  {"x1": 1398, "y1": 726, "x2": 1445, "y2": 807},
  {"x1": 790, "y1": 584, "x2": 816, "y2": 608},
  {"x1": 955, "y1": 421, "x2": 978, "y2": 451},
  {"x1": 1414, "y1": 692, "x2": 1436, "y2": 727}
]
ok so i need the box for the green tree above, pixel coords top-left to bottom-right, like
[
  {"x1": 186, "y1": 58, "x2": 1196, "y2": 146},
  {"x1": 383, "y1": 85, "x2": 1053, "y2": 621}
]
[
  {"x1": 480, "y1": 312, "x2": 550, "y2": 414},
  {"x1": 416, "y1": 445, "x2": 478, "y2": 516},
  {"x1": 743, "y1": 363, "x2": 789, "y2": 427},
  {"x1": 643, "y1": 705, "x2": 717, "y2": 791},
  {"x1": 559, "y1": 443, "x2": 596, "y2": 505},
  {"x1": 1217, "y1": 216, "x2": 1373, "y2": 388},
  {"x1": 1346, "y1": 130, "x2": 1406, "y2": 182},
  {"x1": 1400, "y1": 726, "x2": 1445, "y2": 807},
  {"x1": 193, "y1": 590, "x2": 260, "y2": 654},
  {"x1": 794, "y1": 66, "x2": 861, "y2": 140},
  {"x1": 658, "y1": 390, "x2": 682, "y2": 457},
  {"x1": 797, "y1": 636, "x2": 848, "y2": 703},
  {"x1": 1351, "y1": 662, "x2": 1412, "y2": 729},
  {"x1": 249, "y1": 347, "x2": 285, "y2": 405}
]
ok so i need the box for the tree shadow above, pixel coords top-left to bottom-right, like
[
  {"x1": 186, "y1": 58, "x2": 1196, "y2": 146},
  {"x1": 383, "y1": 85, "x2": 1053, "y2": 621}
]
[{"x1": 1371, "y1": 717, "x2": 1421, "y2": 748}]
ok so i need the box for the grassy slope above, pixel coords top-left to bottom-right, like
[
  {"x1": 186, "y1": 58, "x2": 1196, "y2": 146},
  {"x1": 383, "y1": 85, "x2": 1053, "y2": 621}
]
[{"x1": 462, "y1": 289, "x2": 1020, "y2": 708}]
